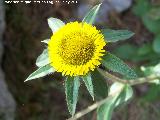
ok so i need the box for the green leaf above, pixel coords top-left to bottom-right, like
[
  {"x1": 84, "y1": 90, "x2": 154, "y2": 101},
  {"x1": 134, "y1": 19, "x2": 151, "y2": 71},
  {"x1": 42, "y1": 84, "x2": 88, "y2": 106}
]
[
  {"x1": 41, "y1": 39, "x2": 50, "y2": 44},
  {"x1": 132, "y1": 0, "x2": 151, "y2": 17},
  {"x1": 113, "y1": 44, "x2": 137, "y2": 60},
  {"x1": 101, "y1": 29, "x2": 134, "y2": 42},
  {"x1": 147, "y1": 8, "x2": 160, "y2": 20},
  {"x1": 97, "y1": 83, "x2": 133, "y2": 120},
  {"x1": 141, "y1": 63, "x2": 160, "y2": 84},
  {"x1": 82, "y1": 73, "x2": 94, "y2": 100},
  {"x1": 142, "y1": 84, "x2": 160, "y2": 102},
  {"x1": 25, "y1": 64, "x2": 55, "y2": 81},
  {"x1": 153, "y1": 35, "x2": 160, "y2": 53},
  {"x1": 141, "y1": 63, "x2": 160, "y2": 76},
  {"x1": 142, "y1": 15, "x2": 160, "y2": 34},
  {"x1": 82, "y1": 3, "x2": 102, "y2": 24},
  {"x1": 138, "y1": 43, "x2": 153, "y2": 55},
  {"x1": 48, "y1": 17, "x2": 65, "y2": 33},
  {"x1": 36, "y1": 49, "x2": 50, "y2": 67},
  {"x1": 65, "y1": 76, "x2": 80, "y2": 116},
  {"x1": 102, "y1": 53, "x2": 137, "y2": 79},
  {"x1": 91, "y1": 69, "x2": 108, "y2": 99}
]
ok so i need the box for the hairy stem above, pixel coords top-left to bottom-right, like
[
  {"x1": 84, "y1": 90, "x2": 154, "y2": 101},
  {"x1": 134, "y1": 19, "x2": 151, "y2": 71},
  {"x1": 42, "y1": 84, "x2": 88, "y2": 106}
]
[
  {"x1": 98, "y1": 68, "x2": 160, "y2": 85},
  {"x1": 68, "y1": 85, "x2": 123, "y2": 120},
  {"x1": 68, "y1": 68, "x2": 160, "y2": 120}
]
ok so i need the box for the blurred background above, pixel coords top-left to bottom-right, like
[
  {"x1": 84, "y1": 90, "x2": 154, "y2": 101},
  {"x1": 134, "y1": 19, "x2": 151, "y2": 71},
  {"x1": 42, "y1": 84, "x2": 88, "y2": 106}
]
[{"x1": 0, "y1": 0, "x2": 160, "y2": 120}]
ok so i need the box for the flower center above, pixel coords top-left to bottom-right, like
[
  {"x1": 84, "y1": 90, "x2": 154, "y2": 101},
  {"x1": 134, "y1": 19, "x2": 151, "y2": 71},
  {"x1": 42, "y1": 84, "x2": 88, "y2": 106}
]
[{"x1": 58, "y1": 31, "x2": 95, "y2": 65}]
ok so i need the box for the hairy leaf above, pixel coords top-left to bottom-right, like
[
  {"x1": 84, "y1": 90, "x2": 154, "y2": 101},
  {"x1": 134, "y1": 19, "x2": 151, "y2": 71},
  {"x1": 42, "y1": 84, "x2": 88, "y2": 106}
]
[
  {"x1": 91, "y1": 69, "x2": 108, "y2": 99},
  {"x1": 36, "y1": 49, "x2": 50, "y2": 67},
  {"x1": 41, "y1": 39, "x2": 50, "y2": 44},
  {"x1": 97, "y1": 83, "x2": 133, "y2": 120},
  {"x1": 25, "y1": 64, "x2": 55, "y2": 81},
  {"x1": 48, "y1": 17, "x2": 65, "y2": 33},
  {"x1": 102, "y1": 53, "x2": 137, "y2": 79},
  {"x1": 101, "y1": 29, "x2": 134, "y2": 42},
  {"x1": 65, "y1": 77, "x2": 80, "y2": 116},
  {"x1": 82, "y1": 3, "x2": 102, "y2": 24},
  {"x1": 82, "y1": 73, "x2": 94, "y2": 100}
]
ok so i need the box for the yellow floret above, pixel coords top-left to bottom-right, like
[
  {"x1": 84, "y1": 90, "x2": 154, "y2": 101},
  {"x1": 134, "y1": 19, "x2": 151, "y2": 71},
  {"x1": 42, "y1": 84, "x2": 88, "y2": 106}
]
[{"x1": 48, "y1": 22, "x2": 106, "y2": 76}]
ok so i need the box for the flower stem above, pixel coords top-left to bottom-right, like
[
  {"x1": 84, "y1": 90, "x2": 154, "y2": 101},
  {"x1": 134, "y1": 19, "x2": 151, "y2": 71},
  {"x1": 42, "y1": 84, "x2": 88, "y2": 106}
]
[
  {"x1": 98, "y1": 68, "x2": 160, "y2": 85},
  {"x1": 68, "y1": 85, "x2": 123, "y2": 120},
  {"x1": 68, "y1": 68, "x2": 160, "y2": 120}
]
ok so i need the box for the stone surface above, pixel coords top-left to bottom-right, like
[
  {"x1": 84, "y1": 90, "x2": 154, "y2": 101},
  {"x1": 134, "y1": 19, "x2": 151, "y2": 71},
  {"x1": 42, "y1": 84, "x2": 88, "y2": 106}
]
[
  {"x1": 0, "y1": 70, "x2": 16, "y2": 120},
  {"x1": 0, "y1": 0, "x2": 16, "y2": 120},
  {"x1": 0, "y1": 0, "x2": 5, "y2": 62},
  {"x1": 107, "y1": 0, "x2": 132, "y2": 12},
  {"x1": 77, "y1": 0, "x2": 132, "y2": 24}
]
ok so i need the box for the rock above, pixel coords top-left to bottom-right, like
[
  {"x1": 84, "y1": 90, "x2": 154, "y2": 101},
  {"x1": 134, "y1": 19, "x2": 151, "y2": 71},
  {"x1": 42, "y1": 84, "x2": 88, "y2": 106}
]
[
  {"x1": 107, "y1": 0, "x2": 132, "y2": 13},
  {"x1": 77, "y1": 0, "x2": 132, "y2": 24},
  {"x1": 0, "y1": 0, "x2": 16, "y2": 120},
  {"x1": 0, "y1": 1, "x2": 5, "y2": 62},
  {"x1": 0, "y1": 70, "x2": 16, "y2": 120}
]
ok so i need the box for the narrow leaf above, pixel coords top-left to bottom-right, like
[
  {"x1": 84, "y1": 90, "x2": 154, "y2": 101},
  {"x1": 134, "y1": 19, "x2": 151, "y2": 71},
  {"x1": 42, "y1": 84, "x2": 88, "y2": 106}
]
[
  {"x1": 82, "y1": 3, "x2": 102, "y2": 24},
  {"x1": 102, "y1": 53, "x2": 137, "y2": 79},
  {"x1": 91, "y1": 69, "x2": 108, "y2": 99},
  {"x1": 41, "y1": 39, "x2": 50, "y2": 44},
  {"x1": 25, "y1": 64, "x2": 55, "y2": 81},
  {"x1": 82, "y1": 73, "x2": 94, "y2": 100},
  {"x1": 36, "y1": 49, "x2": 50, "y2": 67},
  {"x1": 65, "y1": 76, "x2": 80, "y2": 116},
  {"x1": 101, "y1": 29, "x2": 134, "y2": 42},
  {"x1": 48, "y1": 17, "x2": 65, "y2": 33},
  {"x1": 97, "y1": 83, "x2": 133, "y2": 120}
]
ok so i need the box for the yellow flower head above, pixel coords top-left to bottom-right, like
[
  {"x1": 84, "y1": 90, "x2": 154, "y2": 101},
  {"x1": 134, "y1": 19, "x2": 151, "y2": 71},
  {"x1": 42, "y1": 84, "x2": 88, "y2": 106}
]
[{"x1": 48, "y1": 22, "x2": 106, "y2": 76}]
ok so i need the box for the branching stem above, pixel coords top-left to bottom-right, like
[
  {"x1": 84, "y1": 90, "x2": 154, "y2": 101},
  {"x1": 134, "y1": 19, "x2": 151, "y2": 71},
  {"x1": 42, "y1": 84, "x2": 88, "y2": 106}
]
[
  {"x1": 68, "y1": 68, "x2": 160, "y2": 120},
  {"x1": 68, "y1": 85, "x2": 123, "y2": 120},
  {"x1": 98, "y1": 68, "x2": 160, "y2": 86}
]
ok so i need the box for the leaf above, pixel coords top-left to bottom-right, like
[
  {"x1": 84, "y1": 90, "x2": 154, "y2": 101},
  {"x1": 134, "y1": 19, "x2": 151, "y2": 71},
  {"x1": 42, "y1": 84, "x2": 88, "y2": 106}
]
[
  {"x1": 48, "y1": 17, "x2": 65, "y2": 33},
  {"x1": 147, "y1": 8, "x2": 160, "y2": 20},
  {"x1": 82, "y1": 3, "x2": 102, "y2": 24},
  {"x1": 97, "y1": 83, "x2": 133, "y2": 120},
  {"x1": 82, "y1": 73, "x2": 94, "y2": 100},
  {"x1": 153, "y1": 35, "x2": 160, "y2": 53},
  {"x1": 113, "y1": 44, "x2": 137, "y2": 60},
  {"x1": 141, "y1": 63, "x2": 160, "y2": 84},
  {"x1": 65, "y1": 76, "x2": 80, "y2": 116},
  {"x1": 25, "y1": 64, "x2": 55, "y2": 81},
  {"x1": 41, "y1": 39, "x2": 50, "y2": 44},
  {"x1": 142, "y1": 84, "x2": 160, "y2": 102},
  {"x1": 141, "y1": 63, "x2": 160, "y2": 76},
  {"x1": 36, "y1": 49, "x2": 50, "y2": 67},
  {"x1": 138, "y1": 43, "x2": 152, "y2": 55},
  {"x1": 101, "y1": 29, "x2": 134, "y2": 42},
  {"x1": 102, "y1": 53, "x2": 137, "y2": 79},
  {"x1": 91, "y1": 69, "x2": 108, "y2": 99},
  {"x1": 142, "y1": 15, "x2": 160, "y2": 34},
  {"x1": 132, "y1": 0, "x2": 151, "y2": 17}
]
